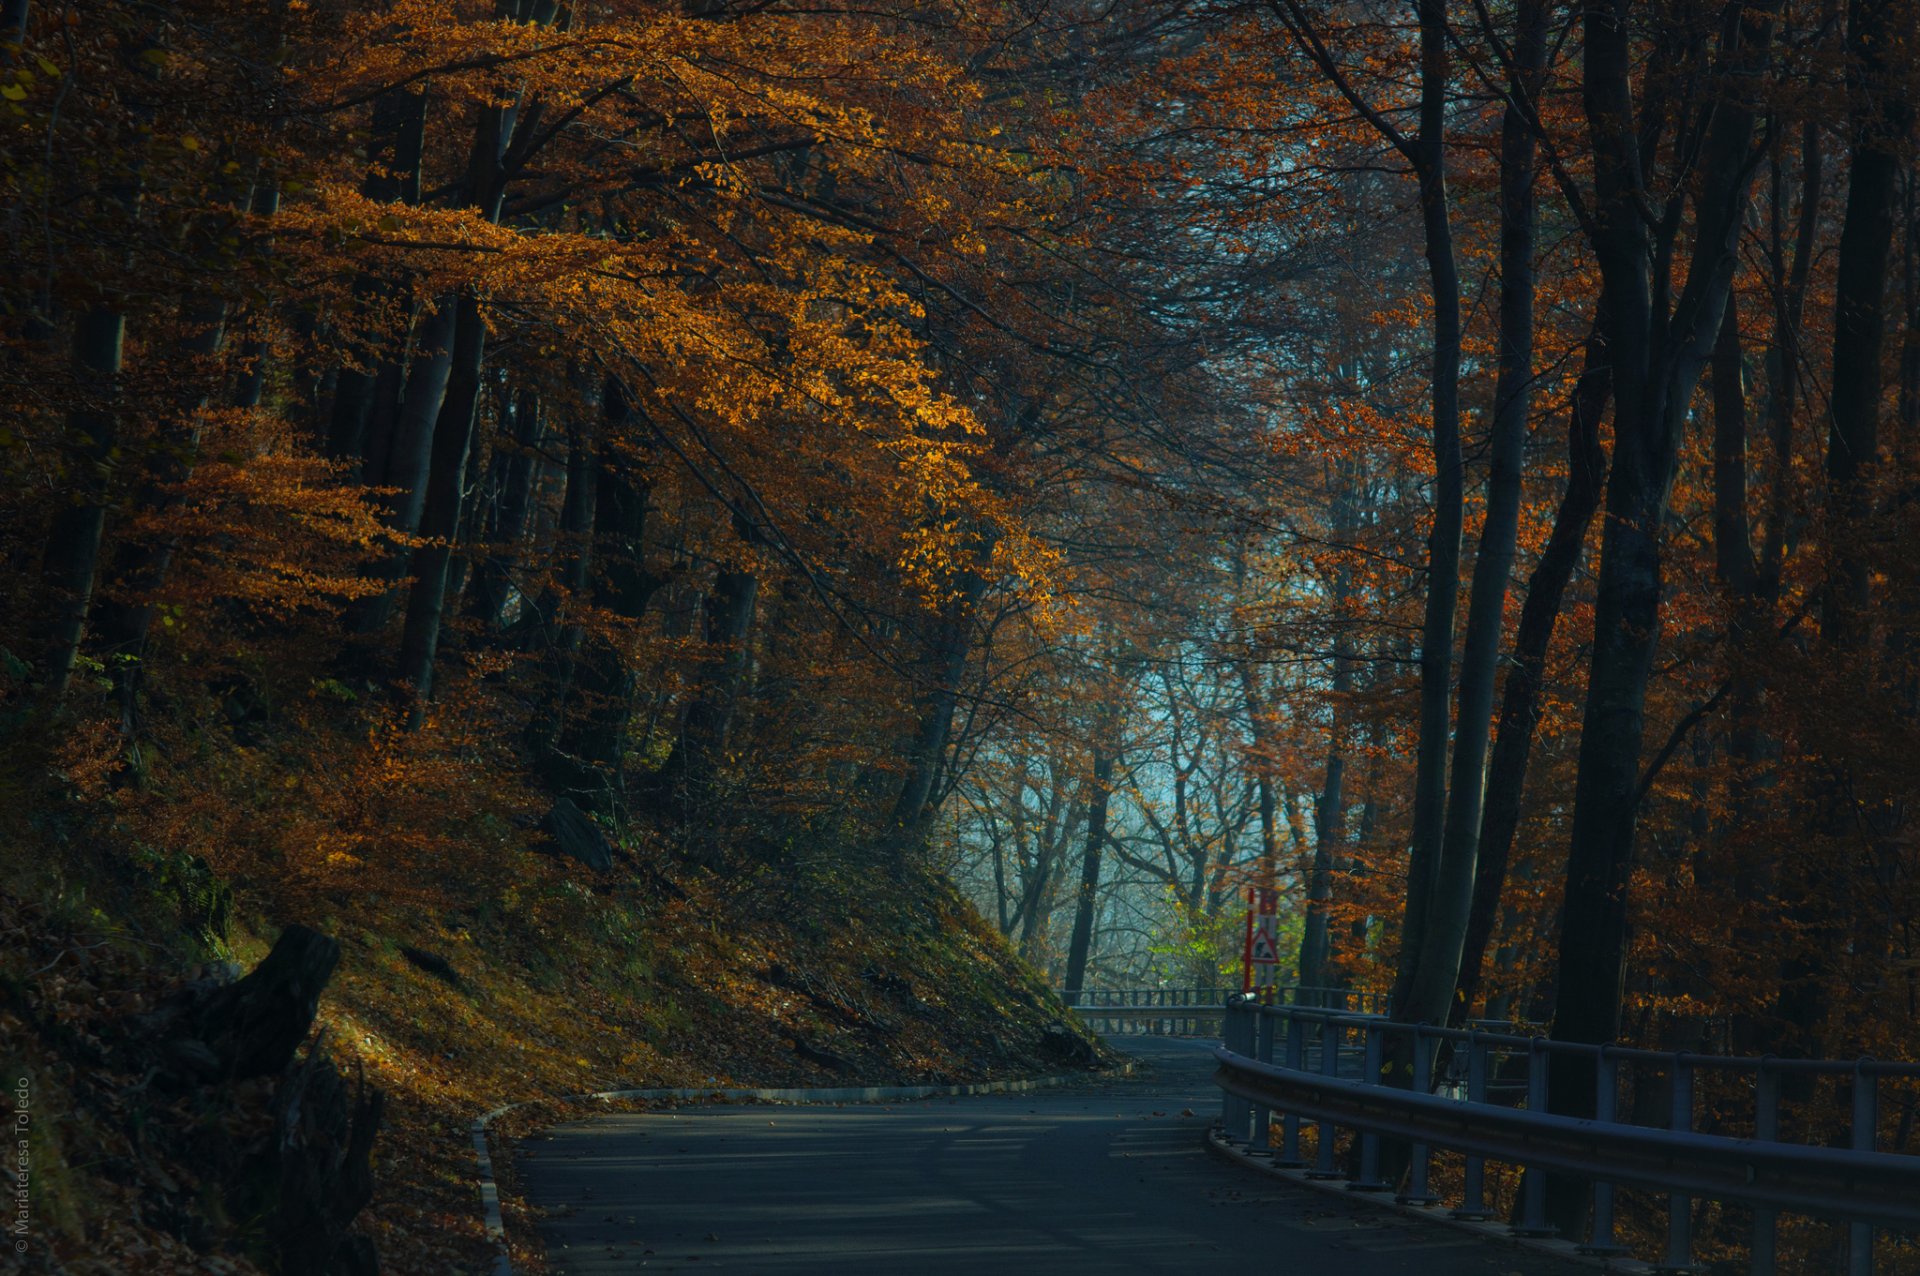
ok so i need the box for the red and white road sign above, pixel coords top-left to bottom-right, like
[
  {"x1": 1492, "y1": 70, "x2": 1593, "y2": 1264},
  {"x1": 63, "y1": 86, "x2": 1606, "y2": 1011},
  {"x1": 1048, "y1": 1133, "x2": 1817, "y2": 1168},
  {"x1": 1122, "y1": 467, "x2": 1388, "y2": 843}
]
[{"x1": 1241, "y1": 886, "x2": 1281, "y2": 993}]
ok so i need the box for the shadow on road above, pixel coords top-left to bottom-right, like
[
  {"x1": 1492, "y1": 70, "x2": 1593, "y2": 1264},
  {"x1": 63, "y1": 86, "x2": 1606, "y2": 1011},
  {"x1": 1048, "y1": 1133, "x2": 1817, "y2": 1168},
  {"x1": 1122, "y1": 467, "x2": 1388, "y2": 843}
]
[{"x1": 518, "y1": 1034, "x2": 1588, "y2": 1274}]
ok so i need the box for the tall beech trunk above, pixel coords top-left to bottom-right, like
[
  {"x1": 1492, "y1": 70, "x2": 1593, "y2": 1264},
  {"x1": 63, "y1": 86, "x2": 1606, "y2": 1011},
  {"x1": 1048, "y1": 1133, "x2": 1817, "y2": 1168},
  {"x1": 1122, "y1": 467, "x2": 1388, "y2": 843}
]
[
  {"x1": 327, "y1": 89, "x2": 427, "y2": 467},
  {"x1": 96, "y1": 170, "x2": 290, "y2": 726},
  {"x1": 1701, "y1": 137, "x2": 1819, "y2": 1052},
  {"x1": 1712, "y1": 301, "x2": 1772, "y2": 781},
  {"x1": 1340, "y1": 745, "x2": 1385, "y2": 985},
  {"x1": 1300, "y1": 472, "x2": 1359, "y2": 989},
  {"x1": 42, "y1": 307, "x2": 127, "y2": 698},
  {"x1": 358, "y1": 0, "x2": 538, "y2": 655},
  {"x1": 467, "y1": 385, "x2": 545, "y2": 629},
  {"x1": 345, "y1": 298, "x2": 458, "y2": 636},
  {"x1": 39, "y1": 28, "x2": 160, "y2": 699},
  {"x1": 397, "y1": 293, "x2": 487, "y2": 713},
  {"x1": 1390, "y1": 0, "x2": 1467, "y2": 1024},
  {"x1": 231, "y1": 180, "x2": 281, "y2": 413},
  {"x1": 1707, "y1": 299, "x2": 1788, "y2": 1050},
  {"x1": 1786, "y1": 0, "x2": 1914, "y2": 1055},
  {"x1": 1690, "y1": 176, "x2": 1818, "y2": 1048},
  {"x1": 1061, "y1": 732, "x2": 1119, "y2": 1006},
  {"x1": 1901, "y1": 169, "x2": 1919, "y2": 438},
  {"x1": 1821, "y1": 0, "x2": 1908, "y2": 651},
  {"x1": 395, "y1": 57, "x2": 526, "y2": 708},
  {"x1": 1299, "y1": 760, "x2": 1341, "y2": 989},
  {"x1": 551, "y1": 381, "x2": 668, "y2": 811},
  {"x1": 1763, "y1": 124, "x2": 1821, "y2": 596},
  {"x1": 1452, "y1": 327, "x2": 1612, "y2": 1025},
  {"x1": 886, "y1": 559, "x2": 988, "y2": 862},
  {"x1": 1545, "y1": 0, "x2": 1773, "y2": 1234},
  {"x1": 1016, "y1": 778, "x2": 1080, "y2": 963},
  {"x1": 1401, "y1": 0, "x2": 1548, "y2": 1032},
  {"x1": 1244, "y1": 672, "x2": 1280, "y2": 913},
  {"x1": 1017, "y1": 818, "x2": 1070, "y2": 964},
  {"x1": 1229, "y1": 541, "x2": 1282, "y2": 898},
  {"x1": 1272, "y1": 0, "x2": 1463, "y2": 1007},
  {"x1": 659, "y1": 566, "x2": 760, "y2": 805},
  {"x1": 92, "y1": 295, "x2": 230, "y2": 728},
  {"x1": 528, "y1": 411, "x2": 599, "y2": 756},
  {"x1": 446, "y1": 392, "x2": 495, "y2": 603}
]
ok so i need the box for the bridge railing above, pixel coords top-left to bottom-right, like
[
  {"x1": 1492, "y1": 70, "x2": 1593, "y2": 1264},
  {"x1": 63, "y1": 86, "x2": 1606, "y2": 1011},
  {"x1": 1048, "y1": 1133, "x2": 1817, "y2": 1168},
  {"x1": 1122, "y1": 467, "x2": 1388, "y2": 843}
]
[
  {"x1": 1061, "y1": 985, "x2": 1386, "y2": 1036},
  {"x1": 1213, "y1": 997, "x2": 1920, "y2": 1275}
]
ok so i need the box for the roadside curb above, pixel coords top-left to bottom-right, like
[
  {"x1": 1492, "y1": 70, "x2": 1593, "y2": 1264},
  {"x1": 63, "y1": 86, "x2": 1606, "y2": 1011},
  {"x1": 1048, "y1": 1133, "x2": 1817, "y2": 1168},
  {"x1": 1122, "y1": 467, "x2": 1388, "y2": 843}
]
[
  {"x1": 1202, "y1": 1126, "x2": 1650, "y2": 1274},
  {"x1": 475, "y1": 1069, "x2": 1121, "y2": 1275}
]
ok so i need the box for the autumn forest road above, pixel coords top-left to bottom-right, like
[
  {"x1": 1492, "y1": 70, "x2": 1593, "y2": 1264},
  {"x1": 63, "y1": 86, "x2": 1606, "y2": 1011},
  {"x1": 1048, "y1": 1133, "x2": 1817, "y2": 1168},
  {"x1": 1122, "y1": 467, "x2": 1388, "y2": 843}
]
[{"x1": 518, "y1": 1035, "x2": 1590, "y2": 1274}]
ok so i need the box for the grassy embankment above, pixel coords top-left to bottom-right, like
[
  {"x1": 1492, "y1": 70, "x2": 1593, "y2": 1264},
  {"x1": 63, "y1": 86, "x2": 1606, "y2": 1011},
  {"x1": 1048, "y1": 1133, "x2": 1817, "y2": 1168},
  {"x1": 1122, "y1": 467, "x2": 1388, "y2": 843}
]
[{"x1": 0, "y1": 680, "x2": 1101, "y2": 1274}]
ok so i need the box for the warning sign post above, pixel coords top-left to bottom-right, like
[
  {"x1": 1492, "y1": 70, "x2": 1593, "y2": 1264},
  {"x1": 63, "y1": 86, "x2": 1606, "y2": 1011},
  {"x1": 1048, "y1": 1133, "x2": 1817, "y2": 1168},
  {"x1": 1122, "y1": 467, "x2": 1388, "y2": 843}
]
[{"x1": 1240, "y1": 887, "x2": 1281, "y2": 998}]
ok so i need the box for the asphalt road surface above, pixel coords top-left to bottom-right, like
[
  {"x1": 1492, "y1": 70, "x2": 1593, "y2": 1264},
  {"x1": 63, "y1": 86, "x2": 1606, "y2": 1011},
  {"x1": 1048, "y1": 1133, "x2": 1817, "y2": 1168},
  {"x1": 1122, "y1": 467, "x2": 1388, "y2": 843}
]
[{"x1": 519, "y1": 1035, "x2": 1589, "y2": 1274}]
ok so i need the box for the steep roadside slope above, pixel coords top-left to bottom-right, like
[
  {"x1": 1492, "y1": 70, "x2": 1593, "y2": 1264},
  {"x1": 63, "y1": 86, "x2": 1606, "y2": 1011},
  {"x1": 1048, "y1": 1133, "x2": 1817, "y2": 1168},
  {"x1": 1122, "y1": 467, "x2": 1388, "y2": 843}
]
[{"x1": 0, "y1": 712, "x2": 1105, "y2": 1275}]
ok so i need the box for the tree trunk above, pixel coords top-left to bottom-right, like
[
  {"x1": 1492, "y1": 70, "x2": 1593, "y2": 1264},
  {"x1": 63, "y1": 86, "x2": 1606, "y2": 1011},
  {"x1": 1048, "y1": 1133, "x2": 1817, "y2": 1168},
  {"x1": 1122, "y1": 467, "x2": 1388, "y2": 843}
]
[
  {"x1": 1390, "y1": 0, "x2": 1467, "y2": 1022},
  {"x1": 1785, "y1": 0, "x2": 1913, "y2": 1054},
  {"x1": 527, "y1": 411, "x2": 599, "y2": 756},
  {"x1": 1900, "y1": 168, "x2": 1918, "y2": 439},
  {"x1": 327, "y1": 89, "x2": 427, "y2": 467},
  {"x1": 886, "y1": 561, "x2": 988, "y2": 862},
  {"x1": 231, "y1": 181, "x2": 281, "y2": 413},
  {"x1": 467, "y1": 385, "x2": 545, "y2": 629},
  {"x1": 1546, "y1": 0, "x2": 1771, "y2": 1233},
  {"x1": 652, "y1": 564, "x2": 760, "y2": 815},
  {"x1": 397, "y1": 293, "x2": 487, "y2": 713},
  {"x1": 1453, "y1": 327, "x2": 1611, "y2": 1024},
  {"x1": 1297, "y1": 469, "x2": 1358, "y2": 988},
  {"x1": 551, "y1": 381, "x2": 668, "y2": 812},
  {"x1": 1300, "y1": 622, "x2": 1351, "y2": 990},
  {"x1": 2, "y1": 0, "x2": 28, "y2": 48},
  {"x1": 394, "y1": 53, "x2": 529, "y2": 705},
  {"x1": 95, "y1": 171, "x2": 288, "y2": 729},
  {"x1": 345, "y1": 297, "x2": 458, "y2": 636},
  {"x1": 90, "y1": 295, "x2": 228, "y2": 728},
  {"x1": 1402, "y1": 0, "x2": 1548, "y2": 1032},
  {"x1": 1822, "y1": 0, "x2": 1906, "y2": 649},
  {"x1": 41, "y1": 307, "x2": 127, "y2": 698},
  {"x1": 1061, "y1": 738, "x2": 1118, "y2": 1006}
]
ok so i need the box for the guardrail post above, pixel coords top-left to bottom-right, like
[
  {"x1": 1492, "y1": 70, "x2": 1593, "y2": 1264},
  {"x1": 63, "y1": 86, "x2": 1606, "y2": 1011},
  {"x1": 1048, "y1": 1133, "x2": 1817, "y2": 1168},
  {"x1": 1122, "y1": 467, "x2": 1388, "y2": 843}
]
[
  {"x1": 1278, "y1": 1012, "x2": 1305, "y2": 1167},
  {"x1": 1349, "y1": 1020, "x2": 1389, "y2": 1190},
  {"x1": 1850, "y1": 1062, "x2": 1877, "y2": 1276},
  {"x1": 1223, "y1": 998, "x2": 1251, "y2": 1139},
  {"x1": 1582, "y1": 1045, "x2": 1629, "y2": 1256},
  {"x1": 1751, "y1": 1059, "x2": 1779, "y2": 1276},
  {"x1": 1219, "y1": 997, "x2": 1232, "y2": 1128},
  {"x1": 1657, "y1": 1053, "x2": 1694, "y2": 1273},
  {"x1": 1398, "y1": 1023, "x2": 1439, "y2": 1205},
  {"x1": 1512, "y1": 1036, "x2": 1554, "y2": 1236},
  {"x1": 1250, "y1": 1007, "x2": 1275, "y2": 1152},
  {"x1": 1309, "y1": 1015, "x2": 1342, "y2": 1178},
  {"x1": 1453, "y1": 1029, "x2": 1491, "y2": 1220}
]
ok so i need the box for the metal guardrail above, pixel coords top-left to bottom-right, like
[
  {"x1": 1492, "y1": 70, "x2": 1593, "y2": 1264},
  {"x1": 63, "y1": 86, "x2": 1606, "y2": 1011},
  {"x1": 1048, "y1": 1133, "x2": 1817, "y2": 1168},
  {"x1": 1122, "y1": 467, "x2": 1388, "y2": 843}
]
[
  {"x1": 1212, "y1": 998, "x2": 1920, "y2": 1275},
  {"x1": 1062, "y1": 986, "x2": 1387, "y2": 1036}
]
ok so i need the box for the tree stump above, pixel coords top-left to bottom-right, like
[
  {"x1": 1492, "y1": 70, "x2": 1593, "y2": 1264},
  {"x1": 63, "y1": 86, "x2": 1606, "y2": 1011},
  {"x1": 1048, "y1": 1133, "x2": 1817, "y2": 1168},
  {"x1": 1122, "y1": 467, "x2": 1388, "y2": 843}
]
[{"x1": 541, "y1": 796, "x2": 615, "y2": 873}]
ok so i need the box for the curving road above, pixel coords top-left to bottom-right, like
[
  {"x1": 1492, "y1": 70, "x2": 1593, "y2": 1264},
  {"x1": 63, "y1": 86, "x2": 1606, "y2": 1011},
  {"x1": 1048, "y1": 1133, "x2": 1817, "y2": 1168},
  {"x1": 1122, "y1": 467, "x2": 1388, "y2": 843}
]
[{"x1": 519, "y1": 1035, "x2": 1588, "y2": 1274}]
